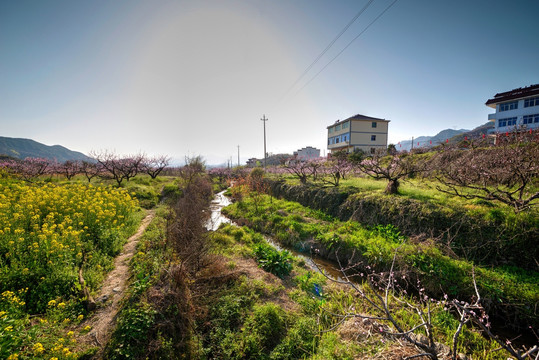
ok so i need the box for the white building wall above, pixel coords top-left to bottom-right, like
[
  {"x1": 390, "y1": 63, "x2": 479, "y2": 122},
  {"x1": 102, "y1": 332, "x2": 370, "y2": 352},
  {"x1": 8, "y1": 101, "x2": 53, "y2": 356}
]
[
  {"x1": 489, "y1": 97, "x2": 539, "y2": 132},
  {"x1": 295, "y1": 147, "x2": 320, "y2": 160}
]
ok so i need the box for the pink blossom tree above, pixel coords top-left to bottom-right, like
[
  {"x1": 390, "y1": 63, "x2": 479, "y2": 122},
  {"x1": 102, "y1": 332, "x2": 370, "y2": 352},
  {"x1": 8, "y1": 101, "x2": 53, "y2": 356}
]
[
  {"x1": 355, "y1": 152, "x2": 424, "y2": 194},
  {"x1": 282, "y1": 158, "x2": 318, "y2": 184},
  {"x1": 0, "y1": 157, "x2": 51, "y2": 182},
  {"x1": 432, "y1": 137, "x2": 539, "y2": 212},
  {"x1": 56, "y1": 160, "x2": 81, "y2": 180},
  {"x1": 320, "y1": 153, "x2": 353, "y2": 187}
]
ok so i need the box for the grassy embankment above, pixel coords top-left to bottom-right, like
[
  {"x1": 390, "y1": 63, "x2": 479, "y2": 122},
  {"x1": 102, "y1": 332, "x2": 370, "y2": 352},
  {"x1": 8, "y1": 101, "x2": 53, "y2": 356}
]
[
  {"x1": 267, "y1": 175, "x2": 538, "y2": 270},
  {"x1": 222, "y1": 190, "x2": 539, "y2": 333},
  {"x1": 104, "y1": 203, "x2": 519, "y2": 359}
]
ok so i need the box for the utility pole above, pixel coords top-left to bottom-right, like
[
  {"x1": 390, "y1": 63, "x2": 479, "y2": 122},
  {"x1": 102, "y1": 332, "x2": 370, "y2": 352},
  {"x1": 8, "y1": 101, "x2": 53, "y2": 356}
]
[
  {"x1": 261, "y1": 114, "x2": 268, "y2": 170},
  {"x1": 411, "y1": 136, "x2": 414, "y2": 151},
  {"x1": 237, "y1": 145, "x2": 240, "y2": 167}
]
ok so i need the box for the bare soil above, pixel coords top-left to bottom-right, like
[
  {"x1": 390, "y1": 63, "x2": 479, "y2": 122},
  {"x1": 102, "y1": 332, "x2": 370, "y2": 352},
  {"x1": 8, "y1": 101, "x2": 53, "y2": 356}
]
[{"x1": 77, "y1": 210, "x2": 155, "y2": 357}]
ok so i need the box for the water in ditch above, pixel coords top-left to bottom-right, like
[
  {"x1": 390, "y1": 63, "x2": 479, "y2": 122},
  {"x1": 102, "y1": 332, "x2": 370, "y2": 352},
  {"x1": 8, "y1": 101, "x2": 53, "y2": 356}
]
[{"x1": 206, "y1": 190, "x2": 343, "y2": 280}]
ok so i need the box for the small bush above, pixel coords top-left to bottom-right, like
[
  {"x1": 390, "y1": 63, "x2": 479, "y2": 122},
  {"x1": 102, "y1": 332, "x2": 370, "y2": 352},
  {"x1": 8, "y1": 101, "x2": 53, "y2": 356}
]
[{"x1": 254, "y1": 243, "x2": 293, "y2": 278}]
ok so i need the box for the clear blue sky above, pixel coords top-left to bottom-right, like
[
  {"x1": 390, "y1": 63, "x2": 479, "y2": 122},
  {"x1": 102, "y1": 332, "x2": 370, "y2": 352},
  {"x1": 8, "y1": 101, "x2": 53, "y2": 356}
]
[{"x1": 1, "y1": 0, "x2": 538, "y2": 164}]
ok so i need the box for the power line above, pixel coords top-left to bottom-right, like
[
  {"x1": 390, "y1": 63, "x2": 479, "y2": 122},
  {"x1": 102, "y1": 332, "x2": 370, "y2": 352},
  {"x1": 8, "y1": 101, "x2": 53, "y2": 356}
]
[
  {"x1": 281, "y1": 0, "x2": 376, "y2": 100},
  {"x1": 295, "y1": 0, "x2": 400, "y2": 96}
]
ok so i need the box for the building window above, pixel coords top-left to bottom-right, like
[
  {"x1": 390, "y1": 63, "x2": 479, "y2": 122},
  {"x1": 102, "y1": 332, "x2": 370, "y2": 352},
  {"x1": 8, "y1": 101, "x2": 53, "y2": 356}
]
[
  {"x1": 499, "y1": 101, "x2": 518, "y2": 112},
  {"x1": 372, "y1": 122, "x2": 377, "y2": 128},
  {"x1": 523, "y1": 114, "x2": 539, "y2": 124},
  {"x1": 335, "y1": 124, "x2": 341, "y2": 131},
  {"x1": 370, "y1": 148, "x2": 376, "y2": 154},
  {"x1": 524, "y1": 97, "x2": 539, "y2": 108},
  {"x1": 498, "y1": 117, "x2": 517, "y2": 127},
  {"x1": 335, "y1": 137, "x2": 340, "y2": 144},
  {"x1": 371, "y1": 135, "x2": 376, "y2": 141},
  {"x1": 342, "y1": 121, "x2": 349, "y2": 129},
  {"x1": 328, "y1": 127, "x2": 333, "y2": 133}
]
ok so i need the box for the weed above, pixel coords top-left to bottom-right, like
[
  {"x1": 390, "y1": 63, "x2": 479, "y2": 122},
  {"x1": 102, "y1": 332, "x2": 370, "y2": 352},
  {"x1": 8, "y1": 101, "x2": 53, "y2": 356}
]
[{"x1": 254, "y1": 243, "x2": 293, "y2": 278}]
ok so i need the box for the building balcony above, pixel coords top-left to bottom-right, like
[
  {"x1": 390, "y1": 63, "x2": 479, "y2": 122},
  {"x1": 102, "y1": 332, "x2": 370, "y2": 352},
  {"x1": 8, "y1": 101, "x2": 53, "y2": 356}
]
[
  {"x1": 488, "y1": 113, "x2": 496, "y2": 121},
  {"x1": 328, "y1": 141, "x2": 349, "y2": 149}
]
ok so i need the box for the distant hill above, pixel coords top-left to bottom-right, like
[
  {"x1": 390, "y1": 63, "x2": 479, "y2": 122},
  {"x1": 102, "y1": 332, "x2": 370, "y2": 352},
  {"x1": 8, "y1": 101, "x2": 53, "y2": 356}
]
[
  {"x1": 398, "y1": 128, "x2": 469, "y2": 151},
  {"x1": 450, "y1": 122, "x2": 494, "y2": 141},
  {"x1": 0, "y1": 136, "x2": 93, "y2": 163}
]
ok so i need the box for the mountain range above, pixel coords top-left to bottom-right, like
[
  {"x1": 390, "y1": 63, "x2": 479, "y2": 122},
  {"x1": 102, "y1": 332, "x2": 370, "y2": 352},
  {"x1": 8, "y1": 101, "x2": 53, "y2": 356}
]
[
  {"x1": 397, "y1": 122, "x2": 494, "y2": 151},
  {"x1": 0, "y1": 136, "x2": 92, "y2": 163}
]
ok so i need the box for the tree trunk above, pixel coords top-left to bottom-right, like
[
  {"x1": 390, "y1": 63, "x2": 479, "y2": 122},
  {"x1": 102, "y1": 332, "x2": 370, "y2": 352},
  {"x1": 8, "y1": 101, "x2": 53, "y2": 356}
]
[{"x1": 385, "y1": 179, "x2": 399, "y2": 194}]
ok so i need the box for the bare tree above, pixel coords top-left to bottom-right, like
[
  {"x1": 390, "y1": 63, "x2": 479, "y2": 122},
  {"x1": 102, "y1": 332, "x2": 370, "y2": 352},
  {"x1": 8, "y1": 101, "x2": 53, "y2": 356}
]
[
  {"x1": 283, "y1": 158, "x2": 317, "y2": 185},
  {"x1": 167, "y1": 161, "x2": 212, "y2": 275},
  {"x1": 91, "y1": 150, "x2": 146, "y2": 186},
  {"x1": 80, "y1": 160, "x2": 102, "y2": 183},
  {"x1": 433, "y1": 139, "x2": 538, "y2": 212},
  {"x1": 143, "y1": 155, "x2": 171, "y2": 179},
  {"x1": 316, "y1": 250, "x2": 539, "y2": 360},
  {"x1": 355, "y1": 152, "x2": 424, "y2": 194},
  {"x1": 179, "y1": 155, "x2": 206, "y2": 187}
]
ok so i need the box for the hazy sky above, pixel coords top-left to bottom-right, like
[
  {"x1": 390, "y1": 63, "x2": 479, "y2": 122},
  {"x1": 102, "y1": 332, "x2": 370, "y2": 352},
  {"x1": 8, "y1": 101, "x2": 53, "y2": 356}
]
[{"x1": 1, "y1": 0, "x2": 538, "y2": 164}]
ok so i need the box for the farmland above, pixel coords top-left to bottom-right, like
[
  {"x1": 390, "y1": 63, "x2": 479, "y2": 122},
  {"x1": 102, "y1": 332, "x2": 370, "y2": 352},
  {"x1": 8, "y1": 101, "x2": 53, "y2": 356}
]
[
  {"x1": 0, "y1": 146, "x2": 537, "y2": 359},
  {"x1": 0, "y1": 176, "x2": 141, "y2": 359}
]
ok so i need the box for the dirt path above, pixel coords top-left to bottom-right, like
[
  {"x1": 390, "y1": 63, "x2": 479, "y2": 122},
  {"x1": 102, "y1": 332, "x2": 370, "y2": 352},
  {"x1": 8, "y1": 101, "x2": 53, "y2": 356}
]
[{"x1": 78, "y1": 210, "x2": 155, "y2": 356}]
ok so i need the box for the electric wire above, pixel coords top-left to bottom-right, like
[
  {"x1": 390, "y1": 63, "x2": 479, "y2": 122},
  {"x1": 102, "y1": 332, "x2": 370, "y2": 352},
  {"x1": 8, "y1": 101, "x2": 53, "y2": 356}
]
[
  {"x1": 281, "y1": 0, "x2": 376, "y2": 99},
  {"x1": 294, "y1": 0, "x2": 400, "y2": 96}
]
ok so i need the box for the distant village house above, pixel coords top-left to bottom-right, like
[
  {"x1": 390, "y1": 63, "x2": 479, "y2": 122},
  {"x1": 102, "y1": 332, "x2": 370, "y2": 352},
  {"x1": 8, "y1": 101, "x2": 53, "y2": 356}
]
[{"x1": 293, "y1": 146, "x2": 320, "y2": 161}]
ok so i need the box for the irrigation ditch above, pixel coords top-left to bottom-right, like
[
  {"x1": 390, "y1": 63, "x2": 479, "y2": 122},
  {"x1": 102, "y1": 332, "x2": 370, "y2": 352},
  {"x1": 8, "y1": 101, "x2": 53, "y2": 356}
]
[
  {"x1": 207, "y1": 190, "x2": 342, "y2": 280},
  {"x1": 207, "y1": 189, "x2": 538, "y2": 351}
]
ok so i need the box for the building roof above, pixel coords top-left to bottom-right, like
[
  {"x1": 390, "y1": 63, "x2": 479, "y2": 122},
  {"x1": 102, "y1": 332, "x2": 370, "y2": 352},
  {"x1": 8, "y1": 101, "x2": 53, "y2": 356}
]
[
  {"x1": 327, "y1": 114, "x2": 390, "y2": 128},
  {"x1": 485, "y1": 84, "x2": 539, "y2": 107}
]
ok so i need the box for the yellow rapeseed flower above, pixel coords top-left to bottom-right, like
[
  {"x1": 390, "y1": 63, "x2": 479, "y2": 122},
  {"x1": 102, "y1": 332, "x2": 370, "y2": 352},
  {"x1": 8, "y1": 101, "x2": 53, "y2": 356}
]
[{"x1": 33, "y1": 342, "x2": 45, "y2": 355}]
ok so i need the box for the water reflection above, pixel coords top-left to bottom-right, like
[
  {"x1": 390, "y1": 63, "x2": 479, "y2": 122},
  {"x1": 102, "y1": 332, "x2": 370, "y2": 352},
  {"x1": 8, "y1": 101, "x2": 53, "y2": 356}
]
[{"x1": 207, "y1": 190, "x2": 343, "y2": 280}]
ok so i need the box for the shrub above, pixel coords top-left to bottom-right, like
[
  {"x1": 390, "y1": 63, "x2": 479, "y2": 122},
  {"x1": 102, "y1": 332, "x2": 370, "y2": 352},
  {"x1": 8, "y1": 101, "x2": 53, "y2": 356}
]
[
  {"x1": 108, "y1": 303, "x2": 157, "y2": 360},
  {"x1": 241, "y1": 303, "x2": 287, "y2": 357},
  {"x1": 254, "y1": 243, "x2": 293, "y2": 278}
]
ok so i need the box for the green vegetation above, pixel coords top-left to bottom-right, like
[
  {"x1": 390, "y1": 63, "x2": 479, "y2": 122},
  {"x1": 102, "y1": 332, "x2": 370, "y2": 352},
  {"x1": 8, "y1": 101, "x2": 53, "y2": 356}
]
[
  {"x1": 222, "y1": 194, "x2": 539, "y2": 330},
  {"x1": 105, "y1": 207, "x2": 173, "y2": 359},
  {"x1": 2, "y1": 148, "x2": 536, "y2": 359},
  {"x1": 268, "y1": 178, "x2": 538, "y2": 270},
  {"x1": 0, "y1": 176, "x2": 142, "y2": 359},
  {"x1": 197, "y1": 224, "x2": 514, "y2": 359},
  {"x1": 253, "y1": 242, "x2": 293, "y2": 278}
]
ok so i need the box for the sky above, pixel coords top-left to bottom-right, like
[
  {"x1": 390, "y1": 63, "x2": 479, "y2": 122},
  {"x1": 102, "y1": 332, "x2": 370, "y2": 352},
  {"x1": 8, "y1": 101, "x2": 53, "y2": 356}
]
[{"x1": 1, "y1": 0, "x2": 538, "y2": 165}]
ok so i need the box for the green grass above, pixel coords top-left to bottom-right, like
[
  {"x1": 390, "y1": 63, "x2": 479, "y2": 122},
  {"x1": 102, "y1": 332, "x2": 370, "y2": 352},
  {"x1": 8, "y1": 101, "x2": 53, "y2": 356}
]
[
  {"x1": 222, "y1": 194, "x2": 539, "y2": 330},
  {"x1": 208, "y1": 223, "x2": 514, "y2": 360}
]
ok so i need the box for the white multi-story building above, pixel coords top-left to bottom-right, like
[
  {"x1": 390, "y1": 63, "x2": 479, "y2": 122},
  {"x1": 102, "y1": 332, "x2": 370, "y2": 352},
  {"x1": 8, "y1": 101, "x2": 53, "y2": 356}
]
[
  {"x1": 293, "y1": 146, "x2": 320, "y2": 161},
  {"x1": 485, "y1": 84, "x2": 539, "y2": 134}
]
